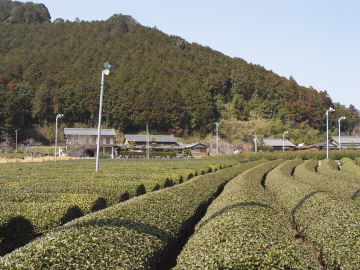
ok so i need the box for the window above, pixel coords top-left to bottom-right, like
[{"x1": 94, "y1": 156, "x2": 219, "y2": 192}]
[
  {"x1": 106, "y1": 138, "x2": 110, "y2": 144},
  {"x1": 193, "y1": 148, "x2": 201, "y2": 153}
]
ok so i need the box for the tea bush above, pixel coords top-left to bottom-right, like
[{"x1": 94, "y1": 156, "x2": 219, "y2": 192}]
[
  {"x1": 0, "y1": 161, "x2": 263, "y2": 269},
  {"x1": 174, "y1": 160, "x2": 317, "y2": 269},
  {"x1": 266, "y1": 160, "x2": 360, "y2": 269}
]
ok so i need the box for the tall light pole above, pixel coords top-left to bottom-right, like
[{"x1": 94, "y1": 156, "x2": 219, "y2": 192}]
[
  {"x1": 55, "y1": 114, "x2": 64, "y2": 162},
  {"x1": 338, "y1": 116, "x2": 346, "y2": 150},
  {"x1": 146, "y1": 124, "x2": 150, "y2": 159},
  {"x1": 214, "y1": 122, "x2": 221, "y2": 155},
  {"x1": 326, "y1": 107, "x2": 335, "y2": 159},
  {"x1": 254, "y1": 133, "x2": 258, "y2": 152},
  {"x1": 282, "y1": 131, "x2": 288, "y2": 152},
  {"x1": 15, "y1": 130, "x2": 18, "y2": 151},
  {"x1": 96, "y1": 62, "x2": 111, "y2": 172}
]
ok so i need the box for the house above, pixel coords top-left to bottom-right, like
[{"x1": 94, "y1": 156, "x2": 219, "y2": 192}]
[
  {"x1": 311, "y1": 142, "x2": 337, "y2": 151},
  {"x1": 64, "y1": 128, "x2": 116, "y2": 157},
  {"x1": 330, "y1": 136, "x2": 360, "y2": 149},
  {"x1": 263, "y1": 138, "x2": 296, "y2": 151},
  {"x1": 123, "y1": 134, "x2": 184, "y2": 154},
  {"x1": 185, "y1": 142, "x2": 208, "y2": 157}
]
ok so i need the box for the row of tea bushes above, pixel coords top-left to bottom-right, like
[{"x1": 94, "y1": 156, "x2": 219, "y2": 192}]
[
  {"x1": 0, "y1": 161, "x2": 263, "y2": 269},
  {"x1": 174, "y1": 160, "x2": 318, "y2": 269},
  {"x1": 0, "y1": 193, "x2": 107, "y2": 256},
  {"x1": 294, "y1": 160, "x2": 360, "y2": 202},
  {"x1": 340, "y1": 158, "x2": 360, "y2": 176},
  {"x1": 266, "y1": 161, "x2": 360, "y2": 269}
]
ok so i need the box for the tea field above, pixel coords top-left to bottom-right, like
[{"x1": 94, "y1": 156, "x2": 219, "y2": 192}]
[{"x1": 0, "y1": 154, "x2": 359, "y2": 269}]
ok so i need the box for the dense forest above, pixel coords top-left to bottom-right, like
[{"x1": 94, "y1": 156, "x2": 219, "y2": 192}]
[{"x1": 0, "y1": 0, "x2": 359, "y2": 145}]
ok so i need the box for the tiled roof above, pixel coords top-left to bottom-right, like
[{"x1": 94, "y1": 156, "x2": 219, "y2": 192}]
[
  {"x1": 331, "y1": 136, "x2": 360, "y2": 144},
  {"x1": 64, "y1": 128, "x2": 116, "y2": 136},
  {"x1": 124, "y1": 134, "x2": 178, "y2": 143},
  {"x1": 263, "y1": 138, "x2": 295, "y2": 147},
  {"x1": 185, "y1": 142, "x2": 207, "y2": 148}
]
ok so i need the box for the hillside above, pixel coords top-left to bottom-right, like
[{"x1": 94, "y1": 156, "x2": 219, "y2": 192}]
[{"x1": 0, "y1": 0, "x2": 359, "y2": 145}]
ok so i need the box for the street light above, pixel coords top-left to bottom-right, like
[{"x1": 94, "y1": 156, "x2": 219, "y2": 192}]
[
  {"x1": 338, "y1": 116, "x2": 346, "y2": 150},
  {"x1": 282, "y1": 131, "x2": 288, "y2": 152},
  {"x1": 254, "y1": 133, "x2": 258, "y2": 152},
  {"x1": 326, "y1": 107, "x2": 335, "y2": 159},
  {"x1": 15, "y1": 130, "x2": 18, "y2": 152},
  {"x1": 55, "y1": 114, "x2": 64, "y2": 162},
  {"x1": 96, "y1": 62, "x2": 111, "y2": 172},
  {"x1": 214, "y1": 122, "x2": 221, "y2": 155}
]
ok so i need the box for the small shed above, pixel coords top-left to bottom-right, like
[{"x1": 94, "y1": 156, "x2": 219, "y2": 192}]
[
  {"x1": 263, "y1": 138, "x2": 296, "y2": 151},
  {"x1": 185, "y1": 142, "x2": 208, "y2": 157}
]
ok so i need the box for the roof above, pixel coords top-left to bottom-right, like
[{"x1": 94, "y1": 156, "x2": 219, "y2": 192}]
[
  {"x1": 263, "y1": 138, "x2": 295, "y2": 147},
  {"x1": 64, "y1": 128, "x2": 116, "y2": 136},
  {"x1": 312, "y1": 142, "x2": 337, "y2": 148},
  {"x1": 185, "y1": 142, "x2": 207, "y2": 149},
  {"x1": 331, "y1": 136, "x2": 360, "y2": 144},
  {"x1": 124, "y1": 134, "x2": 179, "y2": 143}
]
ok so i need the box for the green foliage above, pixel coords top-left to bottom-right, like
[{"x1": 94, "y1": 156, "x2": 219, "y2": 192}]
[
  {"x1": 0, "y1": 7, "x2": 357, "y2": 137},
  {"x1": 0, "y1": 161, "x2": 263, "y2": 268},
  {"x1": 0, "y1": 0, "x2": 51, "y2": 24},
  {"x1": 340, "y1": 158, "x2": 360, "y2": 176},
  {"x1": 266, "y1": 160, "x2": 360, "y2": 269},
  {"x1": 175, "y1": 160, "x2": 316, "y2": 269}
]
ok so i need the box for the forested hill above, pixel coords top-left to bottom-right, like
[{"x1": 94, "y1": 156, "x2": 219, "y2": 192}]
[{"x1": 0, "y1": 0, "x2": 358, "y2": 138}]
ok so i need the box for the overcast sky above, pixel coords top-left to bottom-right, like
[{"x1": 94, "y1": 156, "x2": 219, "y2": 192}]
[{"x1": 19, "y1": 0, "x2": 360, "y2": 110}]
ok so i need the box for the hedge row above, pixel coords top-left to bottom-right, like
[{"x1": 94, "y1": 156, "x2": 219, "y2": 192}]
[
  {"x1": 294, "y1": 160, "x2": 360, "y2": 202},
  {"x1": 266, "y1": 160, "x2": 360, "y2": 269},
  {"x1": 234, "y1": 149, "x2": 360, "y2": 162},
  {"x1": 174, "y1": 160, "x2": 317, "y2": 269},
  {"x1": 340, "y1": 158, "x2": 360, "y2": 176},
  {"x1": 0, "y1": 160, "x2": 263, "y2": 269},
  {"x1": 0, "y1": 193, "x2": 107, "y2": 256}
]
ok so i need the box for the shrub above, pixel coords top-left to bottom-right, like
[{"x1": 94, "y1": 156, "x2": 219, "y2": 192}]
[
  {"x1": 266, "y1": 160, "x2": 360, "y2": 269},
  {"x1": 0, "y1": 161, "x2": 264, "y2": 269},
  {"x1": 135, "y1": 184, "x2": 146, "y2": 196},
  {"x1": 164, "y1": 178, "x2": 174, "y2": 188},
  {"x1": 174, "y1": 160, "x2": 316, "y2": 269},
  {"x1": 152, "y1": 184, "x2": 161, "y2": 191},
  {"x1": 119, "y1": 191, "x2": 130, "y2": 202}
]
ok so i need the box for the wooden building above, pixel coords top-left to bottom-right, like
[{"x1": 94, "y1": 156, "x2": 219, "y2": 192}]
[
  {"x1": 263, "y1": 138, "x2": 296, "y2": 151},
  {"x1": 123, "y1": 134, "x2": 184, "y2": 154},
  {"x1": 64, "y1": 128, "x2": 116, "y2": 157},
  {"x1": 185, "y1": 142, "x2": 208, "y2": 157}
]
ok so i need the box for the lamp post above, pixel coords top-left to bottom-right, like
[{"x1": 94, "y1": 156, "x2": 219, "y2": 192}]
[
  {"x1": 282, "y1": 131, "x2": 288, "y2": 152},
  {"x1": 96, "y1": 62, "x2": 111, "y2": 172},
  {"x1": 338, "y1": 116, "x2": 346, "y2": 150},
  {"x1": 326, "y1": 107, "x2": 335, "y2": 159},
  {"x1": 55, "y1": 114, "x2": 64, "y2": 162},
  {"x1": 254, "y1": 133, "x2": 258, "y2": 152},
  {"x1": 214, "y1": 122, "x2": 221, "y2": 155},
  {"x1": 15, "y1": 130, "x2": 18, "y2": 151}
]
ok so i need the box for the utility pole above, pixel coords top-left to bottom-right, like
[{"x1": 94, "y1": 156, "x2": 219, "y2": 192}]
[
  {"x1": 146, "y1": 124, "x2": 150, "y2": 159},
  {"x1": 214, "y1": 122, "x2": 221, "y2": 155}
]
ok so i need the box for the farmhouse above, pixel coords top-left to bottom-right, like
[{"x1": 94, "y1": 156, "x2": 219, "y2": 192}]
[
  {"x1": 263, "y1": 138, "x2": 296, "y2": 151},
  {"x1": 185, "y1": 142, "x2": 208, "y2": 157},
  {"x1": 64, "y1": 128, "x2": 116, "y2": 157},
  {"x1": 330, "y1": 136, "x2": 360, "y2": 149},
  {"x1": 123, "y1": 134, "x2": 184, "y2": 154}
]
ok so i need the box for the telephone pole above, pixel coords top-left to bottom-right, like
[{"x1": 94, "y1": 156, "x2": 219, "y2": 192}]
[{"x1": 214, "y1": 122, "x2": 221, "y2": 155}]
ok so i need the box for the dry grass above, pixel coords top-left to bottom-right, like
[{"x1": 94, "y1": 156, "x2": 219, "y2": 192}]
[{"x1": 0, "y1": 156, "x2": 78, "y2": 164}]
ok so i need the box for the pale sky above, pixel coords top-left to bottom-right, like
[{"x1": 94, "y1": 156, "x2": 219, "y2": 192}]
[{"x1": 18, "y1": 0, "x2": 360, "y2": 110}]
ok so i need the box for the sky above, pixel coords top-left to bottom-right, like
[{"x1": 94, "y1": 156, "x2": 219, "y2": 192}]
[{"x1": 19, "y1": 0, "x2": 360, "y2": 110}]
